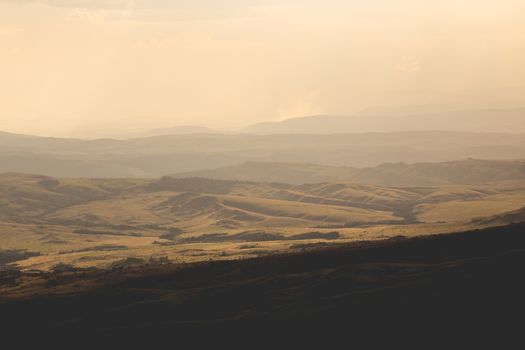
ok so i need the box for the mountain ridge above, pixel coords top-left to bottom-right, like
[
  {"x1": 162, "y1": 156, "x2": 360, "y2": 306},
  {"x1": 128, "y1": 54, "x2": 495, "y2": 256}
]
[
  {"x1": 1, "y1": 130, "x2": 525, "y2": 178},
  {"x1": 244, "y1": 108, "x2": 525, "y2": 134},
  {"x1": 169, "y1": 159, "x2": 525, "y2": 187}
]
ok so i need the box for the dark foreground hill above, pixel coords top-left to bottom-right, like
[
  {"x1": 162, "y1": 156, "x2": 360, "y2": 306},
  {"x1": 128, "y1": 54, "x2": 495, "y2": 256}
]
[{"x1": 1, "y1": 223, "x2": 525, "y2": 345}]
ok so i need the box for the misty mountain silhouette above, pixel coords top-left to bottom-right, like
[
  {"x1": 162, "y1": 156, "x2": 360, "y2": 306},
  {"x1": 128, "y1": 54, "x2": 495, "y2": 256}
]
[
  {"x1": 170, "y1": 159, "x2": 525, "y2": 186},
  {"x1": 244, "y1": 108, "x2": 525, "y2": 134},
  {"x1": 1, "y1": 130, "x2": 525, "y2": 177}
]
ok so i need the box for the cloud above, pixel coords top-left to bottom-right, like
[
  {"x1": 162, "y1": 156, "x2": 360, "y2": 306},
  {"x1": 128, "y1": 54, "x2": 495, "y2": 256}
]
[
  {"x1": 0, "y1": 47, "x2": 21, "y2": 57},
  {"x1": 2, "y1": 0, "x2": 132, "y2": 9},
  {"x1": 131, "y1": 33, "x2": 215, "y2": 50},
  {"x1": 1, "y1": 0, "x2": 263, "y2": 10},
  {"x1": 396, "y1": 56, "x2": 422, "y2": 73},
  {"x1": 65, "y1": 8, "x2": 131, "y2": 21},
  {"x1": 65, "y1": 8, "x2": 106, "y2": 21},
  {"x1": 0, "y1": 26, "x2": 22, "y2": 34},
  {"x1": 0, "y1": 0, "x2": 272, "y2": 22},
  {"x1": 276, "y1": 90, "x2": 324, "y2": 119}
]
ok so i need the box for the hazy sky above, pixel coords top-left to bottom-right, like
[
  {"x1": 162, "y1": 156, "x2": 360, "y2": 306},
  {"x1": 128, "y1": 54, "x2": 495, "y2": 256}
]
[{"x1": 1, "y1": 0, "x2": 524, "y2": 137}]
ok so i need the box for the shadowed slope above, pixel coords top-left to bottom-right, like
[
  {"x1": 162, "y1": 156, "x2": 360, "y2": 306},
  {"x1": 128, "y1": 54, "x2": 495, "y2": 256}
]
[{"x1": 1, "y1": 223, "x2": 524, "y2": 345}]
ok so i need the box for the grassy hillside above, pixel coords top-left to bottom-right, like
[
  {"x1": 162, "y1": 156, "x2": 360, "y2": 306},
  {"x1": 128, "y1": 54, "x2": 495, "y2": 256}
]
[
  {"x1": 2, "y1": 223, "x2": 525, "y2": 344},
  {"x1": 475, "y1": 206, "x2": 525, "y2": 225},
  {"x1": 1, "y1": 173, "x2": 524, "y2": 271}
]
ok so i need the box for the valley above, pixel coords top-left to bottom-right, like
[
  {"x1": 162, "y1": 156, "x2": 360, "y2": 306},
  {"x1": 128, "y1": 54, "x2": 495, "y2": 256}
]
[{"x1": 1, "y1": 172, "x2": 524, "y2": 271}]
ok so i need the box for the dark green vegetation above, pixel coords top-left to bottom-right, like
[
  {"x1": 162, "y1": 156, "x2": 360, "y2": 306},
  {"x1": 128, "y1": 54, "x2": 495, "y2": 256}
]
[
  {"x1": 1, "y1": 223, "x2": 524, "y2": 345},
  {"x1": 0, "y1": 249, "x2": 40, "y2": 266}
]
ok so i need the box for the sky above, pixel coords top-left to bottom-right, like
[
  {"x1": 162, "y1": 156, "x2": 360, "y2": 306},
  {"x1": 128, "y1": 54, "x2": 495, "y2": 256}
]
[{"x1": 0, "y1": 0, "x2": 524, "y2": 137}]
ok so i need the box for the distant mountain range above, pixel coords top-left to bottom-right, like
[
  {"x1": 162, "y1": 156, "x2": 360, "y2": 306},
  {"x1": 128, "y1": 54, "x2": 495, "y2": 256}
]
[
  {"x1": 170, "y1": 159, "x2": 525, "y2": 187},
  {"x1": 1, "y1": 127, "x2": 525, "y2": 179},
  {"x1": 244, "y1": 108, "x2": 525, "y2": 134},
  {"x1": 124, "y1": 126, "x2": 217, "y2": 138}
]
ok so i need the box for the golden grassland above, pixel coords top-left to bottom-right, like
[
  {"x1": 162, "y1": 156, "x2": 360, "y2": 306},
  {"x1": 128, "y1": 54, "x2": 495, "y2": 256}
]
[{"x1": 1, "y1": 173, "x2": 523, "y2": 271}]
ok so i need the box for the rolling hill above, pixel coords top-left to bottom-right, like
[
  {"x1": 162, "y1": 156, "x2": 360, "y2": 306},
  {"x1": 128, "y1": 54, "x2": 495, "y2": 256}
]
[
  {"x1": 2, "y1": 173, "x2": 525, "y2": 271},
  {"x1": 475, "y1": 206, "x2": 525, "y2": 225},
  {"x1": 170, "y1": 159, "x2": 525, "y2": 186}
]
